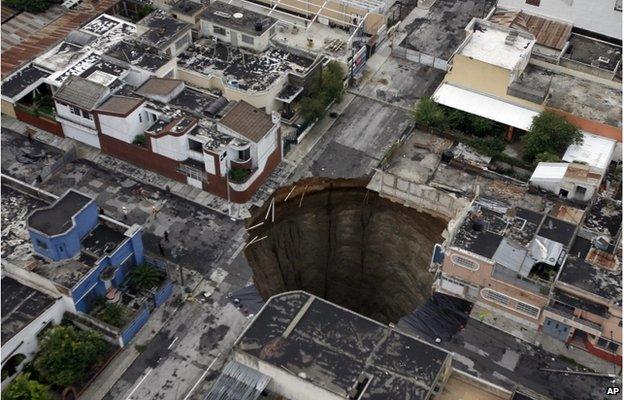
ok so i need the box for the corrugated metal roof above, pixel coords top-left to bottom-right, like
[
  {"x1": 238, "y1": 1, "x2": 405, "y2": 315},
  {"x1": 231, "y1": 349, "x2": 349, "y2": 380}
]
[
  {"x1": 490, "y1": 11, "x2": 572, "y2": 50},
  {"x1": 1, "y1": 0, "x2": 120, "y2": 79},
  {"x1": 204, "y1": 361, "x2": 270, "y2": 400},
  {"x1": 562, "y1": 131, "x2": 616, "y2": 172}
]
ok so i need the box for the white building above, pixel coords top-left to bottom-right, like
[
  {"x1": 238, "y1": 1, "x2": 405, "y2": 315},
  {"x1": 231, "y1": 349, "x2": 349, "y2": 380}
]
[
  {"x1": 200, "y1": 2, "x2": 278, "y2": 53},
  {"x1": 497, "y1": 0, "x2": 622, "y2": 40},
  {"x1": 1, "y1": 276, "x2": 67, "y2": 389}
]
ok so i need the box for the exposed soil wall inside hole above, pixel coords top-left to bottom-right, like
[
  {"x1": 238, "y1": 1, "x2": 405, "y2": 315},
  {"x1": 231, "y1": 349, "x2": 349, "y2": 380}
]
[{"x1": 244, "y1": 177, "x2": 449, "y2": 324}]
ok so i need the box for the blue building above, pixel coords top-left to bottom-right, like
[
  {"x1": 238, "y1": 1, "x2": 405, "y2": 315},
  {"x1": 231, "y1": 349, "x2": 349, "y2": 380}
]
[{"x1": 27, "y1": 190, "x2": 146, "y2": 313}]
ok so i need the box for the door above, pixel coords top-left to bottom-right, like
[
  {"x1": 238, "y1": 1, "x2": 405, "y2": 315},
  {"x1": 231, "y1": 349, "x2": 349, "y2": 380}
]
[{"x1": 543, "y1": 317, "x2": 571, "y2": 341}]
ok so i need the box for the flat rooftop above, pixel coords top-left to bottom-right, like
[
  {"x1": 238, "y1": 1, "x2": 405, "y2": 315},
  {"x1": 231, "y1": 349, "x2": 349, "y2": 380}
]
[
  {"x1": 28, "y1": 190, "x2": 92, "y2": 236},
  {"x1": 237, "y1": 291, "x2": 449, "y2": 400},
  {"x1": 1, "y1": 277, "x2": 56, "y2": 343},
  {"x1": 201, "y1": 2, "x2": 277, "y2": 37},
  {"x1": 104, "y1": 40, "x2": 172, "y2": 72},
  {"x1": 1, "y1": 64, "x2": 51, "y2": 101},
  {"x1": 513, "y1": 64, "x2": 622, "y2": 128},
  {"x1": 558, "y1": 257, "x2": 622, "y2": 304},
  {"x1": 29, "y1": 255, "x2": 95, "y2": 289},
  {"x1": 139, "y1": 10, "x2": 192, "y2": 49},
  {"x1": 582, "y1": 197, "x2": 622, "y2": 238},
  {"x1": 399, "y1": 0, "x2": 496, "y2": 60},
  {"x1": 178, "y1": 39, "x2": 315, "y2": 92},
  {"x1": 564, "y1": 33, "x2": 622, "y2": 72},
  {"x1": 81, "y1": 224, "x2": 127, "y2": 259},
  {"x1": 562, "y1": 132, "x2": 616, "y2": 172},
  {"x1": 1, "y1": 185, "x2": 47, "y2": 260},
  {"x1": 459, "y1": 21, "x2": 534, "y2": 70}
]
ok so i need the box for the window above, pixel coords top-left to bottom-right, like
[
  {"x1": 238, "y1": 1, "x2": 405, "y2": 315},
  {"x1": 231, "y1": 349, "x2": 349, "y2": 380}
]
[
  {"x1": 525, "y1": 0, "x2": 540, "y2": 5},
  {"x1": 451, "y1": 254, "x2": 479, "y2": 271},
  {"x1": 516, "y1": 301, "x2": 540, "y2": 317},
  {"x1": 175, "y1": 35, "x2": 190, "y2": 50},
  {"x1": 69, "y1": 105, "x2": 81, "y2": 116},
  {"x1": 575, "y1": 186, "x2": 587, "y2": 195},
  {"x1": 616, "y1": 0, "x2": 622, "y2": 12},
  {"x1": 189, "y1": 139, "x2": 203, "y2": 152},
  {"x1": 481, "y1": 288, "x2": 510, "y2": 306},
  {"x1": 597, "y1": 337, "x2": 620, "y2": 353},
  {"x1": 241, "y1": 34, "x2": 254, "y2": 45},
  {"x1": 35, "y1": 239, "x2": 48, "y2": 250},
  {"x1": 81, "y1": 109, "x2": 92, "y2": 120},
  {"x1": 151, "y1": 113, "x2": 157, "y2": 121},
  {"x1": 139, "y1": 113, "x2": 143, "y2": 123},
  {"x1": 213, "y1": 25, "x2": 226, "y2": 36},
  {"x1": 238, "y1": 148, "x2": 250, "y2": 161}
]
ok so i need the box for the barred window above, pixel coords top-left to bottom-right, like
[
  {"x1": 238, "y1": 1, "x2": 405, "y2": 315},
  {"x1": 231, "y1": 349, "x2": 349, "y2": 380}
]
[
  {"x1": 481, "y1": 289, "x2": 510, "y2": 306},
  {"x1": 451, "y1": 255, "x2": 479, "y2": 271},
  {"x1": 213, "y1": 26, "x2": 226, "y2": 35},
  {"x1": 241, "y1": 34, "x2": 254, "y2": 45}
]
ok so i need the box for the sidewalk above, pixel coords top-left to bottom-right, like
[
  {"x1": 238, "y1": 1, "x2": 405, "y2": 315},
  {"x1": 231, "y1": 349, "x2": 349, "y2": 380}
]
[{"x1": 2, "y1": 116, "x2": 292, "y2": 220}]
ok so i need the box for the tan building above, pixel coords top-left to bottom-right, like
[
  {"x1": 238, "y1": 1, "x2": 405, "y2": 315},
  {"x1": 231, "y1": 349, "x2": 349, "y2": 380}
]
[{"x1": 433, "y1": 18, "x2": 622, "y2": 149}]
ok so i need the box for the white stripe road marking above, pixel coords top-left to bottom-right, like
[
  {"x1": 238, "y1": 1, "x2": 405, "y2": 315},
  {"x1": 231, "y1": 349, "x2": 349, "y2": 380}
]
[
  {"x1": 183, "y1": 354, "x2": 221, "y2": 400},
  {"x1": 167, "y1": 336, "x2": 179, "y2": 350},
  {"x1": 125, "y1": 367, "x2": 152, "y2": 400}
]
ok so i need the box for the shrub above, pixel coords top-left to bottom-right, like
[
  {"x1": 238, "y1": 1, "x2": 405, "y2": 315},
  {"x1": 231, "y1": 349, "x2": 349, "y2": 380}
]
[
  {"x1": 2, "y1": 373, "x2": 52, "y2": 400},
  {"x1": 522, "y1": 111, "x2": 582, "y2": 162},
  {"x1": 412, "y1": 97, "x2": 446, "y2": 129},
  {"x1": 128, "y1": 265, "x2": 164, "y2": 291},
  {"x1": 34, "y1": 326, "x2": 107, "y2": 388},
  {"x1": 534, "y1": 152, "x2": 561, "y2": 163},
  {"x1": 98, "y1": 303, "x2": 130, "y2": 328},
  {"x1": 468, "y1": 114, "x2": 496, "y2": 137},
  {"x1": 133, "y1": 134, "x2": 147, "y2": 147}
]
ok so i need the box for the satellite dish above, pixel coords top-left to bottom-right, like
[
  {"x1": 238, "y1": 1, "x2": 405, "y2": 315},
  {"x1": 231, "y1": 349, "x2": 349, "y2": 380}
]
[{"x1": 233, "y1": 12, "x2": 243, "y2": 19}]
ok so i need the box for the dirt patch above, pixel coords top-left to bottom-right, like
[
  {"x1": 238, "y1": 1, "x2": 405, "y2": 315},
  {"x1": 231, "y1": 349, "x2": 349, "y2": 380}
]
[{"x1": 244, "y1": 177, "x2": 448, "y2": 323}]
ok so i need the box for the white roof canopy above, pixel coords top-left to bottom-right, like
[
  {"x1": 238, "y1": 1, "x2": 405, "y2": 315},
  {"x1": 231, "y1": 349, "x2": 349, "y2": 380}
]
[{"x1": 432, "y1": 83, "x2": 540, "y2": 131}]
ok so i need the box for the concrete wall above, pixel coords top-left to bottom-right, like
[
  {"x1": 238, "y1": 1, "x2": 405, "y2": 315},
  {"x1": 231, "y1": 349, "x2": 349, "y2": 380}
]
[
  {"x1": 1, "y1": 99, "x2": 16, "y2": 118},
  {"x1": 120, "y1": 304, "x2": 151, "y2": 345},
  {"x1": 150, "y1": 132, "x2": 190, "y2": 161},
  {"x1": 60, "y1": 120, "x2": 101, "y2": 148},
  {"x1": 498, "y1": 0, "x2": 622, "y2": 40},
  {"x1": 97, "y1": 106, "x2": 153, "y2": 144},
  {"x1": 200, "y1": 20, "x2": 272, "y2": 52}
]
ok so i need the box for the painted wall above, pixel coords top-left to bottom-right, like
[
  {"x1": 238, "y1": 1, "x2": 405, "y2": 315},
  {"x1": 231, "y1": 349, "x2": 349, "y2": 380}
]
[
  {"x1": 150, "y1": 133, "x2": 190, "y2": 161},
  {"x1": 200, "y1": 20, "x2": 273, "y2": 52},
  {"x1": 120, "y1": 305, "x2": 151, "y2": 345},
  {"x1": 97, "y1": 105, "x2": 153, "y2": 144},
  {"x1": 29, "y1": 199, "x2": 99, "y2": 261},
  {"x1": 445, "y1": 55, "x2": 543, "y2": 111},
  {"x1": 498, "y1": 0, "x2": 622, "y2": 40},
  {"x1": 60, "y1": 120, "x2": 101, "y2": 148}
]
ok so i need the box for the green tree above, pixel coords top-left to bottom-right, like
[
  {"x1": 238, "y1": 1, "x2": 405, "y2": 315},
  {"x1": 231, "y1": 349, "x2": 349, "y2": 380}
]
[
  {"x1": 4, "y1": 0, "x2": 54, "y2": 13},
  {"x1": 447, "y1": 109, "x2": 468, "y2": 131},
  {"x1": 522, "y1": 111, "x2": 582, "y2": 162},
  {"x1": 128, "y1": 265, "x2": 164, "y2": 291},
  {"x1": 34, "y1": 326, "x2": 107, "y2": 388},
  {"x1": 534, "y1": 151, "x2": 561, "y2": 163},
  {"x1": 300, "y1": 94, "x2": 326, "y2": 123},
  {"x1": 3, "y1": 373, "x2": 52, "y2": 400},
  {"x1": 412, "y1": 97, "x2": 446, "y2": 129},
  {"x1": 322, "y1": 61, "x2": 345, "y2": 103}
]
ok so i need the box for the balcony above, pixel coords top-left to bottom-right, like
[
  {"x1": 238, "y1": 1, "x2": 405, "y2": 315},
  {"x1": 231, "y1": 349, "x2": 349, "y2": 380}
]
[
  {"x1": 491, "y1": 264, "x2": 551, "y2": 296},
  {"x1": 230, "y1": 157, "x2": 252, "y2": 170}
]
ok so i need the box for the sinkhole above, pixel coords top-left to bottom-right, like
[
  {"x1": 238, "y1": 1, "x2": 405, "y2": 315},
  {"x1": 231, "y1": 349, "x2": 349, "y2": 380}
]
[{"x1": 244, "y1": 177, "x2": 449, "y2": 324}]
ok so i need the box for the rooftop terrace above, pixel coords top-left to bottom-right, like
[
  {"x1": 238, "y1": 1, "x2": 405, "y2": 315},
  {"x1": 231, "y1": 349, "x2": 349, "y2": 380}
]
[
  {"x1": 104, "y1": 40, "x2": 172, "y2": 72},
  {"x1": 237, "y1": 291, "x2": 450, "y2": 400},
  {"x1": 178, "y1": 38, "x2": 315, "y2": 92},
  {"x1": 202, "y1": 2, "x2": 277, "y2": 37},
  {"x1": 582, "y1": 197, "x2": 622, "y2": 238}
]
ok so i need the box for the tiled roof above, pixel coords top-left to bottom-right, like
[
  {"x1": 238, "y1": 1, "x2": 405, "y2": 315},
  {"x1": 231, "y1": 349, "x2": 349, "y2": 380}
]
[
  {"x1": 54, "y1": 75, "x2": 110, "y2": 110},
  {"x1": 97, "y1": 95, "x2": 144, "y2": 115},
  {"x1": 219, "y1": 101, "x2": 273, "y2": 142},
  {"x1": 1, "y1": 0, "x2": 120, "y2": 79}
]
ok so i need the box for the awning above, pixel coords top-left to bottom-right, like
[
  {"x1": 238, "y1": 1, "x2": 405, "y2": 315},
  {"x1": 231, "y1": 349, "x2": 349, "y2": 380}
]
[{"x1": 432, "y1": 83, "x2": 540, "y2": 131}]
